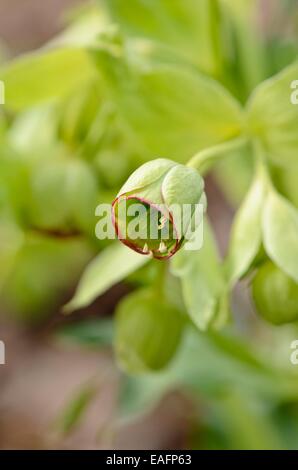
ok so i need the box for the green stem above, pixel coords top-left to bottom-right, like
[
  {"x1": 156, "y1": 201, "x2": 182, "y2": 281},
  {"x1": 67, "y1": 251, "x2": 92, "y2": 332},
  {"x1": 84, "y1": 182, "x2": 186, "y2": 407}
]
[{"x1": 252, "y1": 139, "x2": 272, "y2": 189}]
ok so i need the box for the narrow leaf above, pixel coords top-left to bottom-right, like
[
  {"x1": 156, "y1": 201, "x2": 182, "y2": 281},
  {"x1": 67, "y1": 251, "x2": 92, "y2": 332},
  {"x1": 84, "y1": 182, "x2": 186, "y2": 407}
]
[{"x1": 247, "y1": 61, "x2": 298, "y2": 167}]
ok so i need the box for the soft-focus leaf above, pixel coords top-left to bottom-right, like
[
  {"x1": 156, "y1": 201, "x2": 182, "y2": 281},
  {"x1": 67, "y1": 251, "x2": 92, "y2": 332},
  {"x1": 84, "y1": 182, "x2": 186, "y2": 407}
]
[
  {"x1": 1, "y1": 47, "x2": 96, "y2": 111},
  {"x1": 1, "y1": 234, "x2": 92, "y2": 323},
  {"x1": 115, "y1": 288, "x2": 184, "y2": 373},
  {"x1": 171, "y1": 222, "x2": 226, "y2": 330},
  {"x1": 218, "y1": 390, "x2": 281, "y2": 450},
  {"x1": 102, "y1": 0, "x2": 224, "y2": 76},
  {"x1": 65, "y1": 243, "x2": 148, "y2": 312},
  {"x1": 247, "y1": 62, "x2": 298, "y2": 167},
  {"x1": 263, "y1": 189, "x2": 298, "y2": 283},
  {"x1": 117, "y1": 158, "x2": 176, "y2": 196},
  {"x1": 188, "y1": 137, "x2": 248, "y2": 175},
  {"x1": 55, "y1": 383, "x2": 97, "y2": 435},
  {"x1": 214, "y1": 145, "x2": 253, "y2": 206},
  {"x1": 58, "y1": 80, "x2": 103, "y2": 149},
  {"x1": 176, "y1": 328, "x2": 298, "y2": 399},
  {"x1": 28, "y1": 157, "x2": 98, "y2": 234},
  {"x1": 0, "y1": 149, "x2": 30, "y2": 219},
  {"x1": 119, "y1": 372, "x2": 173, "y2": 422},
  {"x1": 8, "y1": 105, "x2": 58, "y2": 156}
]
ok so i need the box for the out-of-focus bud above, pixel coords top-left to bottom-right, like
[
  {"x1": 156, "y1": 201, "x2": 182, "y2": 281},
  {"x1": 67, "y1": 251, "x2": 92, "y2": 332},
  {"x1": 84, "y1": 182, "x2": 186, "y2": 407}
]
[{"x1": 112, "y1": 158, "x2": 205, "y2": 260}]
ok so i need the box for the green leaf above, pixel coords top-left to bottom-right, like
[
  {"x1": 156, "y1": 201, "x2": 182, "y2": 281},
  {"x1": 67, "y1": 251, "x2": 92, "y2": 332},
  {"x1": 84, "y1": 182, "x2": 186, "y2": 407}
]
[
  {"x1": 188, "y1": 136, "x2": 248, "y2": 175},
  {"x1": 172, "y1": 328, "x2": 298, "y2": 401},
  {"x1": 272, "y1": 164, "x2": 298, "y2": 209},
  {"x1": 1, "y1": 234, "x2": 92, "y2": 323},
  {"x1": 263, "y1": 189, "x2": 298, "y2": 283},
  {"x1": 54, "y1": 383, "x2": 97, "y2": 435},
  {"x1": 161, "y1": 164, "x2": 204, "y2": 206},
  {"x1": 92, "y1": 38, "x2": 243, "y2": 161},
  {"x1": 247, "y1": 61, "x2": 298, "y2": 167},
  {"x1": 118, "y1": 326, "x2": 298, "y2": 422},
  {"x1": 218, "y1": 390, "x2": 281, "y2": 450},
  {"x1": 221, "y1": 0, "x2": 267, "y2": 95},
  {"x1": 64, "y1": 243, "x2": 148, "y2": 312},
  {"x1": 115, "y1": 288, "x2": 184, "y2": 373},
  {"x1": 0, "y1": 47, "x2": 96, "y2": 111},
  {"x1": 102, "y1": 0, "x2": 224, "y2": 76},
  {"x1": 51, "y1": 5, "x2": 107, "y2": 48},
  {"x1": 225, "y1": 166, "x2": 266, "y2": 284},
  {"x1": 171, "y1": 222, "x2": 226, "y2": 330},
  {"x1": 8, "y1": 105, "x2": 58, "y2": 156},
  {"x1": 28, "y1": 157, "x2": 98, "y2": 234}
]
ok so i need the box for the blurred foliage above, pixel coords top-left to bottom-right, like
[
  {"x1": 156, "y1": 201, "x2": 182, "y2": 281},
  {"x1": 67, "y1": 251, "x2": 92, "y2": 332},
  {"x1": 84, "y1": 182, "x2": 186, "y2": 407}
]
[{"x1": 0, "y1": 0, "x2": 298, "y2": 450}]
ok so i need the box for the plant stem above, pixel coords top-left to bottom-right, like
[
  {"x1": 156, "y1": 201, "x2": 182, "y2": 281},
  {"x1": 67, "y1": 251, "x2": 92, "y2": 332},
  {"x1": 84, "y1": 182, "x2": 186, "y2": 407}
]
[{"x1": 187, "y1": 136, "x2": 248, "y2": 174}]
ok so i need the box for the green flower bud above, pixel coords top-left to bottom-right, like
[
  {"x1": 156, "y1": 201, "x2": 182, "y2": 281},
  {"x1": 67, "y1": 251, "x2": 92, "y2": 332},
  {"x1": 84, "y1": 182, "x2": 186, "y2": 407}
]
[{"x1": 112, "y1": 158, "x2": 205, "y2": 260}]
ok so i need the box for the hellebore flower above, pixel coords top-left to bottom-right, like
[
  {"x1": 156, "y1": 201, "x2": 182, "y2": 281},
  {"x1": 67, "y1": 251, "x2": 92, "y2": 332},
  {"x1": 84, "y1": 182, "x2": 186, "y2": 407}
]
[{"x1": 112, "y1": 158, "x2": 205, "y2": 260}]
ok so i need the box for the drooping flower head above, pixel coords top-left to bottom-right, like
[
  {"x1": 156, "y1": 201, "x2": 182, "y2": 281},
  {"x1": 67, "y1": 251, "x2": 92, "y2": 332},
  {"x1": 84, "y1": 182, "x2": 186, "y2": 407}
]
[{"x1": 112, "y1": 158, "x2": 205, "y2": 260}]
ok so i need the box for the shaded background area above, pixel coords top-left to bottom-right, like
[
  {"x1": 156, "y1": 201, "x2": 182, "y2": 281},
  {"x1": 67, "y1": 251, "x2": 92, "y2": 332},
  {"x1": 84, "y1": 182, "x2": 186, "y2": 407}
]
[{"x1": 0, "y1": 0, "x2": 83, "y2": 54}]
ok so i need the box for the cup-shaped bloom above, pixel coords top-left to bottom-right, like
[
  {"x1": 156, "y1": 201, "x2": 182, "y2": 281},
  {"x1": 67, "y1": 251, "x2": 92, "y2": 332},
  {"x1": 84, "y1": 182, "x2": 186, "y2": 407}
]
[{"x1": 112, "y1": 159, "x2": 205, "y2": 260}]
